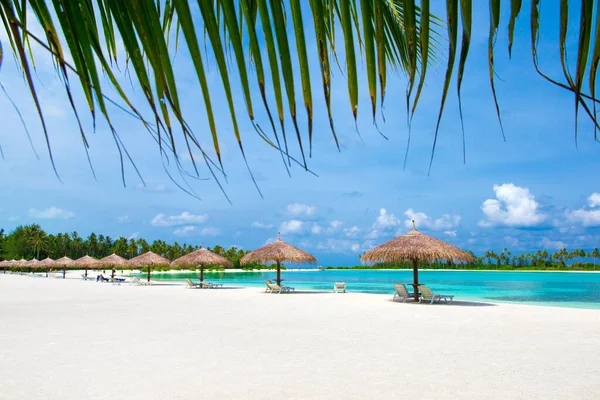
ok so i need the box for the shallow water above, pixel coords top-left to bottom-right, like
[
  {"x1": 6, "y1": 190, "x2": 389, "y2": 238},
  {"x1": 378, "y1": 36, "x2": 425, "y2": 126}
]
[{"x1": 143, "y1": 270, "x2": 600, "y2": 309}]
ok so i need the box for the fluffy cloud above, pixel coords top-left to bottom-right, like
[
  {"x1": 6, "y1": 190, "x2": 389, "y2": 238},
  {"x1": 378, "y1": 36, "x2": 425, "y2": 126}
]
[
  {"x1": 374, "y1": 208, "x2": 400, "y2": 230},
  {"x1": 444, "y1": 231, "x2": 457, "y2": 237},
  {"x1": 287, "y1": 203, "x2": 316, "y2": 217},
  {"x1": 280, "y1": 220, "x2": 304, "y2": 234},
  {"x1": 310, "y1": 224, "x2": 322, "y2": 235},
  {"x1": 589, "y1": 193, "x2": 600, "y2": 208},
  {"x1": 316, "y1": 239, "x2": 365, "y2": 253},
  {"x1": 329, "y1": 220, "x2": 343, "y2": 231},
  {"x1": 565, "y1": 193, "x2": 600, "y2": 227},
  {"x1": 29, "y1": 206, "x2": 75, "y2": 219},
  {"x1": 173, "y1": 226, "x2": 196, "y2": 236},
  {"x1": 404, "y1": 209, "x2": 461, "y2": 231},
  {"x1": 252, "y1": 221, "x2": 274, "y2": 229},
  {"x1": 117, "y1": 215, "x2": 130, "y2": 224},
  {"x1": 478, "y1": 184, "x2": 547, "y2": 227},
  {"x1": 344, "y1": 226, "x2": 361, "y2": 238},
  {"x1": 151, "y1": 211, "x2": 208, "y2": 227},
  {"x1": 199, "y1": 227, "x2": 220, "y2": 236},
  {"x1": 540, "y1": 237, "x2": 566, "y2": 250}
]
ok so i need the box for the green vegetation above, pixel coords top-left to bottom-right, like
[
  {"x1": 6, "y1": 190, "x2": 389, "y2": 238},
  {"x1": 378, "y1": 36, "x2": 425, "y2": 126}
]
[
  {"x1": 327, "y1": 248, "x2": 600, "y2": 271},
  {"x1": 0, "y1": 224, "x2": 267, "y2": 270}
]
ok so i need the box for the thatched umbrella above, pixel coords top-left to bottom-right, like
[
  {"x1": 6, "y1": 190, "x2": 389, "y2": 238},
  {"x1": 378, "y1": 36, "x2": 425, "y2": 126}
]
[
  {"x1": 99, "y1": 254, "x2": 128, "y2": 279},
  {"x1": 171, "y1": 247, "x2": 233, "y2": 282},
  {"x1": 74, "y1": 255, "x2": 100, "y2": 278},
  {"x1": 54, "y1": 256, "x2": 74, "y2": 279},
  {"x1": 25, "y1": 259, "x2": 40, "y2": 274},
  {"x1": 240, "y1": 233, "x2": 316, "y2": 286},
  {"x1": 38, "y1": 257, "x2": 56, "y2": 277},
  {"x1": 360, "y1": 221, "x2": 474, "y2": 302},
  {"x1": 127, "y1": 251, "x2": 171, "y2": 282}
]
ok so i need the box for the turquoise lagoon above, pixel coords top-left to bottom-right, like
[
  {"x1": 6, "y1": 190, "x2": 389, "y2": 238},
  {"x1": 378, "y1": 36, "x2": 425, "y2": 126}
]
[{"x1": 145, "y1": 270, "x2": 600, "y2": 309}]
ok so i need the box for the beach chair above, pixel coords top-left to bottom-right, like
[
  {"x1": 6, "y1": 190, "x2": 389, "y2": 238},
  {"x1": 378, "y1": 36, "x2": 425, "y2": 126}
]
[
  {"x1": 129, "y1": 277, "x2": 143, "y2": 286},
  {"x1": 392, "y1": 284, "x2": 414, "y2": 302},
  {"x1": 265, "y1": 280, "x2": 294, "y2": 294},
  {"x1": 185, "y1": 278, "x2": 201, "y2": 289},
  {"x1": 333, "y1": 282, "x2": 346, "y2": 293},
  {"x1": 418, "y1": 285, "x2": 454, "y2": 304},
  {"x1": 81, "y1": 274, "x2": 93, "y2": 281},
  {"x1": 201, "y1": 281, "x2": 224, "y2": 289}
]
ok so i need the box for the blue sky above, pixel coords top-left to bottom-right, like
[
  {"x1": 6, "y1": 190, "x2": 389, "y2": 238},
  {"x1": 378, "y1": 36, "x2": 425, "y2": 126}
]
[{"x1": 0, "y1": 3, "x2": 599, "y2": 266}]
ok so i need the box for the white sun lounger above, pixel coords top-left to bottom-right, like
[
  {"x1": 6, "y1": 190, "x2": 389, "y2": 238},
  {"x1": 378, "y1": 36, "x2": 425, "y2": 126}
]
[
  {"x1": 333, "y1": 282, "x2": 346, "y2": 293},
  {"x1": 418, "y1": 285, "x2": 454, "y2": 304},
  {"x1": 264, "y1": 280, "x2": 294, "y2": 294},
  {"x1": 392, "y1": 284, "x2": 415, "y2": 302}
]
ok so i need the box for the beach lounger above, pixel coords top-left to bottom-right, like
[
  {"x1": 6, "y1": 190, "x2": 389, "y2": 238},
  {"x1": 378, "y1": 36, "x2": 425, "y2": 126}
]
[
  {"x1": 129, "y1": 277, "x2": 145, "y2": 286},
  {"x1": 185, "y1": 278, "x2": 201, "y2": 289},
  {"x1": 333, "y1": 282, "x2": 346, "y2": 293},
  {"x1": 81, "y1": 274, "x2": 93, "y2": 281},
  {"x1": 418, "y1": 285, "x2": 454, "y2": 304},
  {"x1": 201, "y1": 281, "x2": 224, "y2": 289},
  {"x1": 392, "y1": 284, "x2": 415, "y2": 302},
  {"x1": 264, "y1": 280, "x2": 295, "y2": 294}
]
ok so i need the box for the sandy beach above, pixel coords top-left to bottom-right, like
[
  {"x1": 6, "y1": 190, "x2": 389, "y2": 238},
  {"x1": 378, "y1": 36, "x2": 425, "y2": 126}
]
[{"x1": 1, "y1": 274, "x2": 599, "y2": 399}]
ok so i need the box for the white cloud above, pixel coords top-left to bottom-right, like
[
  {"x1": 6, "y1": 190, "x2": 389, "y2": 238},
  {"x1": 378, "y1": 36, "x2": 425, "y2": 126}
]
[
  {"x1": 199, "y1": 227, "x2": 220, "y2": 236},
  {"x1": 367, "y1": 208, "x2": 401, "y2": 239},
  {"x1": 329, "y1": 220, "x2": 343, "y2": 231},
  {"x1": 151, "y1": 211, "x2": 208, "y2": 227},
  {"x1": 311, "y1": 224, "x2": 322, "y2": 234},
  {"x1": 478, "y1": 184, "x2": 547, "y2": 227},
  {"x1": 344, "y1": 225, "x2": 361, "y2": 238},
  {"x1": 540, "y1": 237, "x2": 566, "y2": 250},
  {"x1": 316, "y1": 239, "x2": 364, "y2": 253},
  {"x1": 374, "y1": 208, "x2": 400, "y2": 230},
  {"x1": 280, "y1": 220, "x2": 304, "y2": 234},
  {"x1": 173, "y1": 226, "x2": 196, "y2": 236},
  {"x1": 117, "y1": 215, "x2": 130, "y2": 224},
  {"x1": 404, "y1": 209, "x2": 461, "y2": 231},
  {"x1": 252, "y1": 221, "x2": 274, "y2": 229},
  {"x1": 287, "y1": 203, "x2": 316, "y2": 217},
  {"x1": 29, "y1": 206, "x2": 75, "y2": 220},
  {"x1": 128, "y1": 232, "x2": 139, "y2": 240},
  {"x1": 589, "y1": 193, "x2": 600, "y2": 208},
  {"x1": 566, "y1": 193, "x2": 600, "y2": 227},
  {"x1": 444, "y1": 230, "x2": 457, "y2": 237}
]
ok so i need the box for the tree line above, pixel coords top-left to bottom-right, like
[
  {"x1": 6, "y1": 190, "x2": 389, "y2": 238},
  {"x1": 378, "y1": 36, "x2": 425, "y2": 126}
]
[
  {"x1": 0, "y1": 224, "x2": 258, "y2": 269},
  {"x1": 1, "y1": 225, "x2": 598, "y2": 271}
]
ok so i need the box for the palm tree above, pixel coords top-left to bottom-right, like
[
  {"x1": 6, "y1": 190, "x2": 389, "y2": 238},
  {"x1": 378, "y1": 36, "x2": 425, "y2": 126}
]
[
  {"x1": 1, "y1": 2, "x2": 598, "y2": 189},
  {"x1": 593, "y1": 248, "x2": 600, "y2": 270}
]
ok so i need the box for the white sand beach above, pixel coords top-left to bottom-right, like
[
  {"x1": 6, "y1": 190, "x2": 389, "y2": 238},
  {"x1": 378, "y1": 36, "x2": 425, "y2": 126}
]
[{"x1": 1, "y1": 274, "x2": 599, "y2": 400}]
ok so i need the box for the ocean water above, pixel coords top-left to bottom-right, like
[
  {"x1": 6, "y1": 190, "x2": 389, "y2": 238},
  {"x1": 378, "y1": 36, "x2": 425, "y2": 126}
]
[{"x1": 145, "y1": 270, "x2": 600, "y2": 309}]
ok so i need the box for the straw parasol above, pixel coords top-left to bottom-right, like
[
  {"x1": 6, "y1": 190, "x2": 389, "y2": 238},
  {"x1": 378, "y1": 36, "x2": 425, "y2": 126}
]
[
  {"x1": 127, "y1": 251, "x2": 171, "y2": 282},
  {"x1": 54, "y1": 256, "x2": 74, "y2": 279},
  {"x1": 38, "y1": 257, "x2": 56, "y2": 277},
  {"x1": 74, "y1": 255, "x2": 101, "y2": 278},
  {"x1": 240, "y1": 232, "x2": 316, "y2": 286},
  {"x1": 360, "y1": 221, "x2": 474, "y2": 301},
  {"x1": 99, "y1": 253, "x2": 129, "y2": 279},
  {"x1": 171, "y1": 247, "x2": 233, "y2": 282}
]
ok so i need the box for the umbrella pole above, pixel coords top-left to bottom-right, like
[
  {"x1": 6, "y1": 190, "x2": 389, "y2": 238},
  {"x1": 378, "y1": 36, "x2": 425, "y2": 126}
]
[
  {"x1": 63, "y1": 266, "x2": 66, "y2": 279},
  {"x1": 200, "y1": 265, "x2": 204, "y2": 282},
  {"x1": 147, "y1": 266, "x2": 151, "y2": 282},
  {"x1": 85, "y1": 267, "x2": 88, "y2": 278},
  {"x1": 412, "y1": 259, "x2": 419, "y2": 302},
  {"x1": 277, "y1": 260, "x2": 281, "y2": 286}
]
